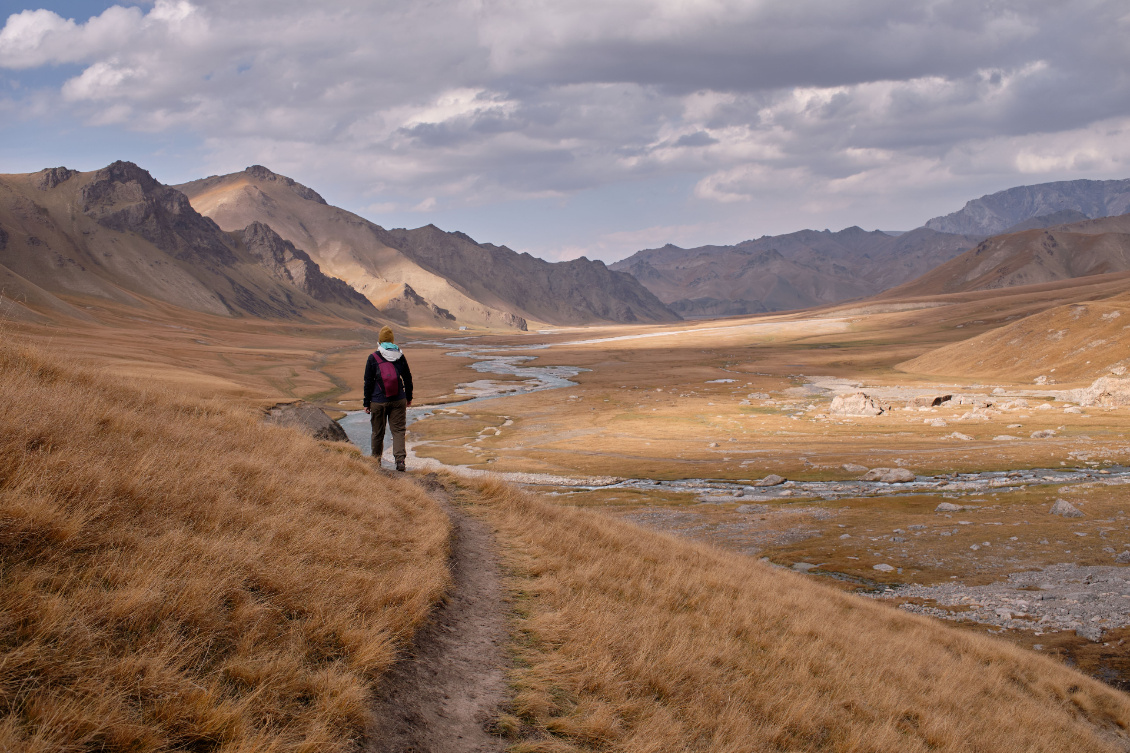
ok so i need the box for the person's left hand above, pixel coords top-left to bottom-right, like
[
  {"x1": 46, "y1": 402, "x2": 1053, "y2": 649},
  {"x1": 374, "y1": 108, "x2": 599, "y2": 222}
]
[{"x1": 364, "y1": 407, "x2": 371, "y2": 414}]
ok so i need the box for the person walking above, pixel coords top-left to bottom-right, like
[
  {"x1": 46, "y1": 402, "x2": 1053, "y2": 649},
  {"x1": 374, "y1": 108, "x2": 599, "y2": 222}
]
[{"x1": 364, "y1": 326, "x2": 413, "y2": 471}]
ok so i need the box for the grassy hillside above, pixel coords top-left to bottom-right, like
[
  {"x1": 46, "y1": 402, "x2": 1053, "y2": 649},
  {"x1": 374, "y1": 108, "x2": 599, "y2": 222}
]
[
  {"x1": 900, "y1": 292, "x2": 1130, "y2": 383},
  {"x1": 0, "y1": 337, "x2": 450, "y2": 752},
  {"x1": 462, "y1": 479, "x2": 1130, "y2": 752}
]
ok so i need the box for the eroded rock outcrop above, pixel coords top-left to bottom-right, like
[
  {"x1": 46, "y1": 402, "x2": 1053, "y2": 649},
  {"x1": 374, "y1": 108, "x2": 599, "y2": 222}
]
[
  {"x1": 236, "y1": 222, "x2": 375, "y2": 311},
  {"x1": 80, "y1": 161, "x2": 237, "y2": 264}
]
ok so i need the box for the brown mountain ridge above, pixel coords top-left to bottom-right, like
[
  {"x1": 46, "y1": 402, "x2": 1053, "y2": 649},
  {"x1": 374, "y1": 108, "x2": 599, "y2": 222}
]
[
  {"x1": 884, "y1": 213, "x2": 1130, "y2": 298},
  {"x1": 611, "y1": 226, "x2": 983, "y2": 317},
  {"x1": 177, "y1": 166, "x2": 680, "y2": 328},
  {"x1": 0, "y1": 161, "x2": 380, "y2": 324}
]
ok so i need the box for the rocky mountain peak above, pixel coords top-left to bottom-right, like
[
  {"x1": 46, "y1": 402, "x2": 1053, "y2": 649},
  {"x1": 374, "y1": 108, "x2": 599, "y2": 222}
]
[
  {"x1": 92, "y1": 160, "x2": 162, "y2": 191},
  {"x1": 243, "y1": 165, "x2": 327, "y2": 205},
  {"x1": 81, "y1": 161, "x2": 236, "y2": 264},
  {"x1": 34, "y1": 167, "x2": 77, "y2": 191}
]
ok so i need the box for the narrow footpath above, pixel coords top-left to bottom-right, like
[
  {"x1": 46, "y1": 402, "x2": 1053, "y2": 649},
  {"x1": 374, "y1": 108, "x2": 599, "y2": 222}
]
[{"x1": 366, "y1": 474, "x2": 508, "y2": 753}]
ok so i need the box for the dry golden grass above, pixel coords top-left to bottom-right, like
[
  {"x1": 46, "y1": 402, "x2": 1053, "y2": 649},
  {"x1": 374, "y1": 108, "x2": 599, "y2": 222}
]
[
  {"x1": 0, "y1": 338, "x2": 451, "y2": 752},
  {"x1": 901, "y1": 293, "x2": 1130, "y2": 383},
  {"x1": 461, "y1": 479, "x2": 1130, "y2": 752}
]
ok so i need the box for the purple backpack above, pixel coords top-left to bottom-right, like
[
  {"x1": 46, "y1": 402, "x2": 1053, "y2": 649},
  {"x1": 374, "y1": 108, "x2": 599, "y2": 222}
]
[{"x1": 374, "y1": 354, "x2": 401, "y2": 397}]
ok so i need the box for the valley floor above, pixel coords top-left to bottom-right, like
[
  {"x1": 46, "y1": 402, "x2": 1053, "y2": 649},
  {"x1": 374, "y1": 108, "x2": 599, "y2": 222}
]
[{"x1": 6, "y1": 276, "x2": 1130, "y2": 750}]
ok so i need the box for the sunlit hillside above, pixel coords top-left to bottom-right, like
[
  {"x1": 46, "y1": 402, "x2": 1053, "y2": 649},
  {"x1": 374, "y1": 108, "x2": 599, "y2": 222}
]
[
  {"x1": 0, "y1": 338, "x2": 449, "y2": 752},
  {"x1": 463, "y1": 479, "x2": 1130, "y2": 752}
]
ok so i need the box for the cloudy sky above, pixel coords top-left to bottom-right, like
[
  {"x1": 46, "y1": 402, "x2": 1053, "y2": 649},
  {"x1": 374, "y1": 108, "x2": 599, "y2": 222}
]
[{"x1": 2, "y1": 1, "x2": 1129, "y2": 261}]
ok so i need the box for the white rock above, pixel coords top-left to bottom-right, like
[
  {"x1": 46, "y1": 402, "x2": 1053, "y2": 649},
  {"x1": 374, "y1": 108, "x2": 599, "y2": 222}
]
[
  {"x1": 1049, "y1": 499, "x2": 1084, "y2": 518},
  {"x1": 860, "y1": 467, "x2": 916, "y2": 483},
  {"x1": 1064, "y1": 406, "x2": 1083, "y2": 414},
  {"x1": 1030, "y1": 429, "x2": 1057, "y2": 439},
  {"x1": 830, "y1": 392, "x2": 887, "y2": 417},
  {"x1": 1071, "y1": 376, "x2": 1130, "y2": 407},
  {"x1": 873, "y1": 563, "x2": 895, "y2": 572},
  {"x1": 936, "y1": 502, "x2": 963, "y2": 512},
  {"x1": 753, "y1": 474, "x2": 786, "y2": 487},
  {"x1": 992, "y1": 435, "x2": 1021, "y2": 441}
]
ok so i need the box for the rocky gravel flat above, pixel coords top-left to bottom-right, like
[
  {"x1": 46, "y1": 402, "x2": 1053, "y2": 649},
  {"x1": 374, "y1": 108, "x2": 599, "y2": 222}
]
[{"x1": 874, "y1": 564, "x2": 1130, "y2": 642}]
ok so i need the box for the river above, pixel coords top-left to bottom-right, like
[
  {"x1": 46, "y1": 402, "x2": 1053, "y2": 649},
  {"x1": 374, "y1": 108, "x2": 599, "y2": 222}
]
[{"x1": 339, "y1": 336, "x2": 1130, "y2": 499}]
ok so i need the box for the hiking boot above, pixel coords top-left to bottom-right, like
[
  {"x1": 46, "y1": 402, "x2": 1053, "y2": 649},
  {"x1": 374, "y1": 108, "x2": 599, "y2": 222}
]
[{"x1": 396, "y1": 462, "x2": 406, "y2": 472}]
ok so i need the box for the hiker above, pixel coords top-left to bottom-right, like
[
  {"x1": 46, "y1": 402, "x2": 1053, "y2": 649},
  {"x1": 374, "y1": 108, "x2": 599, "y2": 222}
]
[{"x1": 364, "y1": 326, "x2": 413, "y2": 471}]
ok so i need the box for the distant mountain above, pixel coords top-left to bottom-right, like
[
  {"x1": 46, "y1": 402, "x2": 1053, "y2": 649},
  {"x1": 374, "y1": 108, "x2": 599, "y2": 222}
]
[
  {"x1": 384, "y1": 225, "x2": 678, "y2": 325},
  {"x1": 177, "y1": 167, "x2": 679, "y2": 328},
  {"x1": 925, "y1": 179, "x2": 1130, "y2": 236},
  {"x1": 1001, "y1": 209, "x2": 1090, "y2": 234},
  {"x1": 0, "y1": 162, "x2": 379, "y2": 323},
  {"x1": 885, "y1": 213, "x2": 1130, "y2": 298},
  {"x1": 610, "y1": 226, "x2": 981, "y2": 317}
]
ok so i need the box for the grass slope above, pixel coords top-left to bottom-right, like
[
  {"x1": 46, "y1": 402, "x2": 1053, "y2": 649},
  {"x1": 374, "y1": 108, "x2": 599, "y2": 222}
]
[
  {"x1": 0, "y1": 339, "x2": 450, "y2": 752},
  {"x1": 462, "y1": 479, "x2": 1130, "y2": 752},
  {"x1": 900, "y1": 293, "x2": 1130, "y2": 382}
]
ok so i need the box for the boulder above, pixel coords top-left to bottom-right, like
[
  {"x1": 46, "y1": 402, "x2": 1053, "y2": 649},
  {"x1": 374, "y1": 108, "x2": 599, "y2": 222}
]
[
  {"x1": 1116, "y1": 551, "x2": 1130, "y2": 564},
  {"x1": 872, "y1": 564, "x2": 895, "y2": 572},
  {"x1": 906, "y1": 394, "x2": 953, "y2": 408},
  {"x1": 264, "y1": 401, "x2": 349, "y2": 442},
  {"x1": 1030, "y1": 429, "x2": 1057, "y2": 439},
  {"x1": 1073, "y1": 376, "x2": 1130, "y2": 407},
  {"x1": 829, "y1": 392, "x2": 887, "y2": 417},
  {"x1": 936, "y1": 502, "x2": 963, "y2": 512},
  {"x1": 1049, "y1": 499, "x2": 1084, "y2": 518},
  {"x1": 861, "y1": 467, "x2": 916, "y2": 483},
  {"x1": 1076, "y1": 625, "x2": 1104, "y2": 643},
  {"x1": 842, "y1": 463, "x2": 868, "y2": 473},
  {"x1": 753, "y1": 474, "x2": 786, "y2": 487}
]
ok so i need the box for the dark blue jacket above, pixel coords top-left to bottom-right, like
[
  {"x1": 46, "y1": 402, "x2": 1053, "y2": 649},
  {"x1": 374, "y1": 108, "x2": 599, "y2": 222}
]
[{"x1": 363, "y1": 348, "x2": 413, "y2": 407}]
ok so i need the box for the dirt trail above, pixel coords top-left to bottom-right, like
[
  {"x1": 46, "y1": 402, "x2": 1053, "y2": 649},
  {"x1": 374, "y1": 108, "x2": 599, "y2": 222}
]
[{"x1": 366, "y1": 475, "x2": 508, "y2": 753}]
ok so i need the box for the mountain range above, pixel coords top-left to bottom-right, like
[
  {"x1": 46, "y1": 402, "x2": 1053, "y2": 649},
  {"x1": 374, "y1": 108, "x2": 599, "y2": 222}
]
[
  {"x1": 613, "y1": 178, "x2": 1130, "y2": 316},
  {"x1": 0, "y1": 162, "x2": 677, "y2": 329},
  {"x1": 924, "y1": 179, "x2": 1130, "y2": 236},
  {"x1": 884, "y1": 213, "x2": 1130, "y2": 298},
  {"x1": 609, "y1": 226, "x2": 983, "y2": 317},
  {"x1": 177, "y1": 167, "x2": 677, "y2": 329},
  {"x1": 0, "y1": 162, "x2": 379, "y2": 324},
  {"x1": 5, "y1": 163, "x2": 1130, "y2": 330}
]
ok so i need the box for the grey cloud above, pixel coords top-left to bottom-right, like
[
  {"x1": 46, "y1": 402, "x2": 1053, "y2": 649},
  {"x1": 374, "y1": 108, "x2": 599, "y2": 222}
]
[
  {"x1": 673, "y1": 131, "x2": 719, "y2": 147},
  {"x1": 2, "y1": 0, "x2": 1129, "y2": 241}
]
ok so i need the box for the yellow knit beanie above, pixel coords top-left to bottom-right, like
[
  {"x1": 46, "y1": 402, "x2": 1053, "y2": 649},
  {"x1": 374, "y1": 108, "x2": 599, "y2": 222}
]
[{"x1": 378, "y1": 326, "x2": 394, "y2": 343}]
